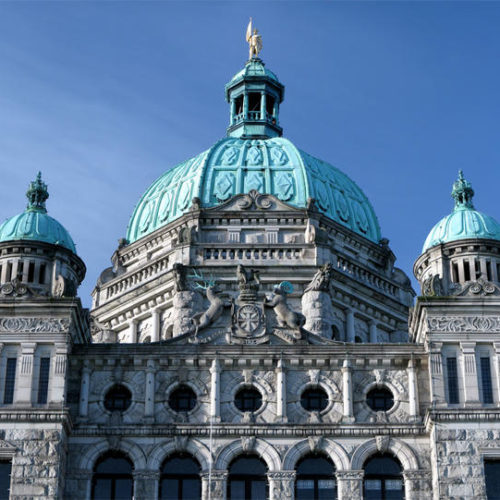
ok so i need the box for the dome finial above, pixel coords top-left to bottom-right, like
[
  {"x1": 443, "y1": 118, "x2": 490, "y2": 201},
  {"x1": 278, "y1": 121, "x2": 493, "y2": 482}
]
[
  {"x1": 26, "y1": 171, "x2": 49, "y2": 213},
  {"x1": 246, "y1": 18, "x2": 263, "y2": 60},
  {"x1": 452, "y1": 170, "x2": 474, "y2": 209}
]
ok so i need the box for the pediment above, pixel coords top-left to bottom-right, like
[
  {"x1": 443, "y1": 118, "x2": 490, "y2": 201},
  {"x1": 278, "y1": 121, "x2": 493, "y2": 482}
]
[{"x1": 206, "y1": 190, "x2": 304, "y2": 213}]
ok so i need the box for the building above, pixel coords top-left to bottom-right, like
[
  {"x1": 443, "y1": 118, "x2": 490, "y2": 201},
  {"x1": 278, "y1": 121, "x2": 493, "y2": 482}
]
[{"x1": 0, "y1": 33, "x2": 500, "y2": 500}]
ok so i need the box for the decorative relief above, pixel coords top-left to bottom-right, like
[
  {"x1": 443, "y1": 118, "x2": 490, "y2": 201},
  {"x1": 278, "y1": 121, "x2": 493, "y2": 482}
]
[
  {"x1": 274, "y1": 172, "x2": 294, "y2": 201},
  {"x1": 334, "y1": 190, "x2": 350, "y2": 222},
  {"x1": 0, "y1": 318, "x2": 70, "y2": 334},
  {"x1": 213, "y1": 172, "x2": 235, "y2": 202},
  {"x1": 450, "y1": 278, "x2": 500, "y2": 297},
  {"x1": 177, "y1": 181, "x2": 193, "y2": 211},
  {"x1": 236, "y1": 190, "x2": 273, "y2": 210},
  {"x1": 427, "y1": 316, "x2": 500, "y2": 333},
  {"x1": 1, "y1": 279, "x2": 28, "y2": 297},
  {"x1": 221, "y1": 146, "x2": 239, "y2": 165},
  {"x1": 270, "y1": 147, "x2": 288, "y2": 166},
  {"x1": 138, "y1": 200, "x2": 154, "y2": 233},
  {"x1": 244, "y1": 172, "x2": 264, "y2": 193},
  {"x1": 246, "y1": 145, "x2": 263, "y2": 165},
  {"x1": 422, "y1": 275, "x2": 443, "y2": 297},
  {"x1": 353, "y1": 202, "x2": 369, "y2": 234},
  {"x1": 158, "y1": 190, "x2": 173, "y2": 223}
]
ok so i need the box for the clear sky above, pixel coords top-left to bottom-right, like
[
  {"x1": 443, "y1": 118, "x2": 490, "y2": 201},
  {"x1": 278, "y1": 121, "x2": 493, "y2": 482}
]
[{"x1": 1, "y1": 1, "x2": 499, "y2": 308}]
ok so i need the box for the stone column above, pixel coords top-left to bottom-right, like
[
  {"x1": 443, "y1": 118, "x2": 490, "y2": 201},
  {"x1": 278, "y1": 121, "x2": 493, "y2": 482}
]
[
  {"x1": 429, "y1": 342, "x2": 446, "y2": 406},
  {"x1": 243, "y1": 93, "x2": 249, "y2": 119},
  {"x1": 50, "y1": 342, "x2": 69, "y2": 403},
  {"x1": 342, "y1": 359, "x2": 355, "y2": 423},
  {"x1": 78, "y1": 360, "x2": 91, "y2": 419},
  {"x1": 15, "y1": 342, "x2": 36, "y2": 404},
  {"x1": 346, "y1": 309, "x2": 355, "y2": 342},
  {"x1": 276, "y1": 359, "x2": 287, "y2": 422},
  {"x1": 202, "y1": 471, "x2": 227, "y2": 500},
  {"x1": 260, "y1": 92, "x2": 266, "y2": 120},
  {"x1": 210, "y1": 359, "x2": 220, "y2": 422},
  {"x1": 151, "y1": 309, "x2": 161, "y2": 343},
  {"x1": 144, "y1": 360, "x2": 155, "y2": 421},
  {"x1": 460, "y1": 341, "x2": 479, "y2": 405},
  {"x1": 407, "y1": 358, "x2": 420, "y2": 421},
  {"x1": 268, "y1": 471, "x2": 295, "y2": 500},
  {"x1": 337, "y1": 470, "x2": 363, "y2": 500},
  {"x1": 133, "y1": 470, "x2": 159, "y2": 500},
  {"x1": 369, "y1": 321, "x2": 378, "y2": 343},
  {"x1": 403, "y1": 470, "x2": 432, "y2": 500},
  {"x1": 128, "y1": 320, "x2": 138, "y2": 343}
]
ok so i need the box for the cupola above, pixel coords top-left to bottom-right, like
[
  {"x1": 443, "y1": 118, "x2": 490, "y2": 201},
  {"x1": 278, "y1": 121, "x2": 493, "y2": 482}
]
[
  {"x1": 0, "y1": 173, "x2": 85, "y2": 298},
  {"x1": 414, "y1": 171, "x2": 500, "y2": 296}
]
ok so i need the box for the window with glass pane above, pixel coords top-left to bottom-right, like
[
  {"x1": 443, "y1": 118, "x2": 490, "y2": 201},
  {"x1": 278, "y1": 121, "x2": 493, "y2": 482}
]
[
  {"x1": 3, "y1": 358, "x2": 16, "y2": 404},
  {"x1": 300, "y1": 388, "x2": 328, "y2": 412},
  {"x1": 228, "y1": 456, "x2": 268, "y2": 500},
  {"x1": 447, "y1": 357, "x2": 459, "y2": 404},
  {"x1": 168, "y1": 386, "x2": 197, "y2": 413},
  {"x1": 159, "y1": 454, "x2": 201, "y2": 500},
  {"x1": 481, "y1": 357, "x2": 494, "y2": 404},
  {"x1": 485, "y1": 460, "x2": 500, "y2": 499},
  {"x1": 363, "y1": 454, "x2": 403, "y2": 500},
  {"x1": 37, "y1": 357, "x2": 50, "y2": 404},
  {"x1": 0, "y1": 460, "x2": 12, "y2": 498},
  {"x1": 366, "y1": 388, "x2": 394, "y2": 412},
  {"x1": 104, "y1": 385, "x2": 132, "y2": 412},
  {"x1": 234, "y1": 387, "x2": 262, "y2": 413},
  {"x1": 91, "y1": 452, "x2": 133, "y2": 500},
  {"x1": 295, "y1": 455, "x2": 336, "y2": 500}
]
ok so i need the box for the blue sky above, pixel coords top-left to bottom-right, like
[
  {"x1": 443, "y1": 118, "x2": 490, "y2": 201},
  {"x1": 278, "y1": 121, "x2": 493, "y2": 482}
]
[{"x1": 1, "y1": 1, "x2": 500, "y2": 307}]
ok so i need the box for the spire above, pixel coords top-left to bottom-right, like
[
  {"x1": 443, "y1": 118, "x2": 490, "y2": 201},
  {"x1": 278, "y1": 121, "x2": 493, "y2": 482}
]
[
  {"x1": 26, "y1": 172, "x2": 49, "y2": 213},
  {"x1": 451, "y1": 170, "x2": 474, "y2": 210}
]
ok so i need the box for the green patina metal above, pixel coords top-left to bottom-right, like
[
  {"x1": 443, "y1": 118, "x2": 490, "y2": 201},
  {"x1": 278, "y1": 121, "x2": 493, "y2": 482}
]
[
  {"x1": 0, "y1": 172, "x2": 77, "y2": 253},
  {"x1": 422, "y1": 171, "x2": 500, "y2": 252},
  {"x1": 126, "y1": 59, "x2": 381, "y2": 244}
]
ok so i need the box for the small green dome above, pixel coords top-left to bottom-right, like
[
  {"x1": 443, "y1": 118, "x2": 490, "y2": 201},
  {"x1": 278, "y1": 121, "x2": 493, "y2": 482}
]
[
  {"x1": 422, "y1": 171, "x2": 500, "y2": 252},
  {"x1": 226, "y1": 58, "x2": 281, "y2": 88},
  {"x1": 0, "y1": 173, "x2": 77, "y2": 253},
  {"x1": 126, "y1": 137, "x2": 381, "y2": 244}
]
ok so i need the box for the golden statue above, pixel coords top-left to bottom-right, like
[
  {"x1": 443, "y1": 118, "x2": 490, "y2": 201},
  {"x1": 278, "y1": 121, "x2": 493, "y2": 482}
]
[{"x1": 246, "y1": 18, "x2": 263, "y2": 59}]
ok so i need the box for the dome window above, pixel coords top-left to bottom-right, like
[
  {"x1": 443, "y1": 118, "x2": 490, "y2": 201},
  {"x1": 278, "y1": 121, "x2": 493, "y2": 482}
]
[
  {"x1": 234, "y1": 387, "x2": 262, "y2": 413},
  {"x1": 104, "y1": 385, "x2": 132, "y2": 412},
  {"x1": 366, "y1": 388, "x2": 394, "y2": 412},
  {"x1": 300, "y1": 387, "x2": 328, "y2": 412},
  {"x1": 168, "y1": 386, "x2": 197, "y2": 413}
]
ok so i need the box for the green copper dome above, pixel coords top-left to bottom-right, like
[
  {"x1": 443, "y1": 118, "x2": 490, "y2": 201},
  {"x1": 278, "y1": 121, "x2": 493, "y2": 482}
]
[
  {"x1": 0, "y1": 173, "x2": 77, "y2": 253},
  {"x1": 126, "y1": 58, "x2": 381, "y2": 244},
  {"x1": 126, "y1": 136, "x2": 381, "y2": 244},
  {"x1": 422, "y1": 171, "x2": 500, "y2": 252}
]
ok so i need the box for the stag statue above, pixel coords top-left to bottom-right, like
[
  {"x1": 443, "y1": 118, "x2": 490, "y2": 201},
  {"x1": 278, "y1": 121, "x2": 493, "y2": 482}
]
[{"x1": 190, "y1": 271, "x2": 231, "y2": 336}]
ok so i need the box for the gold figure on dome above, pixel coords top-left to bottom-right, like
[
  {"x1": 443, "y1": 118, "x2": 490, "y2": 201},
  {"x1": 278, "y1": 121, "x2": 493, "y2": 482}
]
[{"x1": 246, "y1": 18, "x2": 263, "y2": 59}]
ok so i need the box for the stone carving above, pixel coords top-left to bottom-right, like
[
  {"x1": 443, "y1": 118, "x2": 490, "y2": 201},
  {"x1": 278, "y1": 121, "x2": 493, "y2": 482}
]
[
  {"x1": 236, "y1": 189, "x2": 273, "y2": 210},
  {"x1": 177, "y1": 226, "x2": 197, "y2": 245},
  {"x1": 237, "y1": 264, "x2": 260, "y2": 301},
  {"x1": 241, "y1": 436, "x2": 256, "y2": 452},
  {"x1": 302, "y1": 264, "x2": 336, "y2": 339},
  {"x1": 265, "y1": 283, "x2": 305, "y2": 333},
  {"x1": 376, "y1": 435, "x2": 390, "y2": 453},
  {"x1": 90, "y1": 317, "x2": 117, "y2": 343},
  {"x1": 190, "y1": 197, "x2": 201, "y2": 211},
  {"x1": 305, "y1": 263, "x2": 332, "y2": 293},
  {"x1": 422, "y1": 274, "x2": 443, "y2": 297},
  {"x1": 427, "y1": 315, "x2": 500, "y2": 333},
  {"x1": 0, "y1": 278, "x2": 29, "y2": 297},
  {"x1": 173, "y1": 263, "x2": 189, "y2": 292},
  {"x1": 308, "y1": 369, "x2": 321, "y2": 385},
  {"x1": 450, "y1": 277, "x2": 500, "y2": 297},
  {"x1": 307, "y1": 436, "x2": 324, "y2": 452},
  {"x1": 174, "y1": 435, "x2": 188, "y2": 451},
  {"x1": 0, "y1": 317, "x2": 70, "y2": 334}
]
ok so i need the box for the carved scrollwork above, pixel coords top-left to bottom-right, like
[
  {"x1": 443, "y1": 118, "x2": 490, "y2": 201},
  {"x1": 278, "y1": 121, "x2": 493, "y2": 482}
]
[
  {"x1": 0, "y1": 317, "x2": 70, "y2": 334},
  {"x1": 236, "y1": 190, "x2": 273, "y2": 210},
  {"x1": 421, "y1": 274, "x2": 443, "y2": 297},
  {"x1": 427, "y1": 315, "x2": 500, "y2": 333},
  {"x1": 451, "y1": 278, "x2": 500, "y2": 297}
]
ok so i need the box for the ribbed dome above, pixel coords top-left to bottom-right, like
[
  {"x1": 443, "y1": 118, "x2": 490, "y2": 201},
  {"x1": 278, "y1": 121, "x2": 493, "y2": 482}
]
[
  {"x1": 126, "y1": 136, "x2": 381, "y2": 244},
  {"x1": 422, "y1": 171, "x2": 500, "y2": 252},
  {"x1": 226, "y1": 58, "x2": 280, "y2": 88},
  {"x1": 0, "y1": 173, "x2": 77, "y2": 253}
]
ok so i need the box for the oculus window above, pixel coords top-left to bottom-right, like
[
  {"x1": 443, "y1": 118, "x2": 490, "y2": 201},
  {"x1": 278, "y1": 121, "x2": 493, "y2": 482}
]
[
  {"x1": 234, "y1": 387, "x2": 262, "y2": 413},
  {"x1": 104, "y1": 385, "x2": 132, "y2": 413},
  {"x1": 300, "y1": 387, "x2": 328, "y2": 412},
  {"x1": 366, "y1": 388, "x2": 394, "y2": 412},
  {"x1": 168, "y1": 386, "x2": 197, "y2": 413}
]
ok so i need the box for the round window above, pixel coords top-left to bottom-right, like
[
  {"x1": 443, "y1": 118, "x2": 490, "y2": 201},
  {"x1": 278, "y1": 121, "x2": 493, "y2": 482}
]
[
  {"x1": 234, "y1": 387, "x2": 263, "y2": 413},
  {"x1": 300, "y1": 387, "x2": 328, "y2": 412},
  {"x1": 104, "y1": 385, "x2": 132, "y2": 412},
  {"x1": 168, "y1": 385, "x2": 197, "y2": 412},
  {"x1": 366, "y1": 388, "x2": 394, "y2": 412}
]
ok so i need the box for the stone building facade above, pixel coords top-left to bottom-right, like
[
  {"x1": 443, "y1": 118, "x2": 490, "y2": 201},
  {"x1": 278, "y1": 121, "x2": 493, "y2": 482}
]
[{"x1": 0, "y1": 47, "x2": 499, "y2": 500}]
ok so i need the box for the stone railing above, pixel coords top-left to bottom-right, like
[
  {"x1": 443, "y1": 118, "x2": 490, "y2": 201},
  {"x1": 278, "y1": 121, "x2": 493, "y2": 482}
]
[
  {"x1": 200, "y1": 246, "x2": 306, "y2": 262},
  {"x1": 336, "y1": 256, "x2": 397, "y2": 296}
]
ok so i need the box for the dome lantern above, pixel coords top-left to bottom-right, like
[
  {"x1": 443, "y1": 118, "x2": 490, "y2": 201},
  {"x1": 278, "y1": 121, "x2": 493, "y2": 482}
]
[
  {"x1": 225, "y1": 21, "x2": 285, "y2": 139},
  {"x1": 26, "y1": 171, "x2": 49, "y2": 213},
  {"x1": 451, "y1": 170, "x2": 474, "y2": 209}
]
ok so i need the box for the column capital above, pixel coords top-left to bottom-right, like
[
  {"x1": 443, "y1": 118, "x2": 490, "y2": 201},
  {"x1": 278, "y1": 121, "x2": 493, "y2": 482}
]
[
  {"x1": 133, "y1": 469, "x2": 160, "y2": 480},
  {"x1": 336, "y1": 470, "x2": 364, "y2": 480},
  {"x1": 267, "y1": 470, "x2": 296, "y2": 480}
]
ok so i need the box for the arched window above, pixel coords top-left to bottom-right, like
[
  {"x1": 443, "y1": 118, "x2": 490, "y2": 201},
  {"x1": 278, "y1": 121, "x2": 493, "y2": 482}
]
[
  {"x1": 363, "y1": 454, "x2": 404, "y2": 500},
  {"x1": 228, "y1": 455, "x2": 268, "y2": 500},
  {"x1": 159, "y1": 454, "x2": 201, "y2": 500},
  {"x1": 91, "y1": 451, "x2": 133, "y2": 500},
  {"x1": 295, "y1": 454, "x2": 337, "y2": 500}
]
